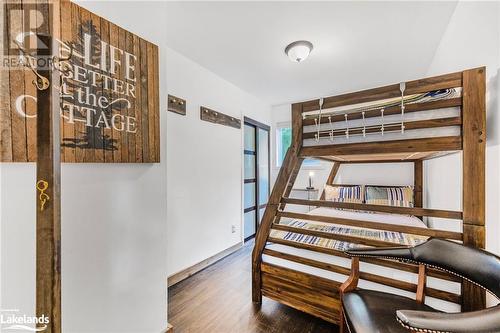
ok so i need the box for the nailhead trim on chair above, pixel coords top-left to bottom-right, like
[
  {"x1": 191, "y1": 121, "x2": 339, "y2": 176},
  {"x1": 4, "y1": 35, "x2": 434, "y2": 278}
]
[{"x1": 396, "y1": 315, "x2": 450, "y2": 333}]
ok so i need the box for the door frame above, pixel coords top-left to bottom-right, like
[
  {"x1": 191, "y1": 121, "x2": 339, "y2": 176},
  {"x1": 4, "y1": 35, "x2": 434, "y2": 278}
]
[{"x1": 243, "y1": 117, "x2": 270, "y2": 241}]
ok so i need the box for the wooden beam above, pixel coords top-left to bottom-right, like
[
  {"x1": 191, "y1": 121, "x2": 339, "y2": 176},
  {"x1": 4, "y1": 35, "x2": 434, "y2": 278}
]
[
  {"x1": 300, "y1": 71, "x2": 462, "y2": 112},
  {"x1": 320, "y1": 162, "x2": 341, "y2": 200},
  {"x1": 462, "y1": 67, "x2": 486, "y2": 227},
  {"x1": 462, "y1": 224, "x2": 486, "y2": 310},
  {"x1": 302, "y1": 97, "x2": 462, "y2": 126},
  {"x1": 326, "y1": 163, "x2": 340, "y2": 184},
  {"x1": 414, "y1": 160, "x2": 423, "y2": 219},
  {"x1": 277, "y1": 211, "x2": 462, "y2": 240},
  {"x1": 303, "y1": 117, "x2": 462, "y2": 140},
  {"x1": 300, "y1": 136, "x2": 462, "y2": 157},
  {"x1": 252, "y1": 147, "x2": 299, "y2": 303},
  {"x1": 292, "y1": 103, "x2": 303, "y2": 152},
  {"x1": 35, "y1": 33, "x2": 61, "y2": 333},
  {"x1": 281, "y1": 197, "x2": 463, "y2": 220},
  {"x1": 461, "y1": 67, "x2": 486, "y2": 311}
]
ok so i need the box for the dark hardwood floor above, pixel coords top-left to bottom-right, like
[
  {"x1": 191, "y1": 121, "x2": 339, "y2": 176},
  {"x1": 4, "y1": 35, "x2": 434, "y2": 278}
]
[{"x1": 168, "y1": 240, "x2": 339, "y2": 333}]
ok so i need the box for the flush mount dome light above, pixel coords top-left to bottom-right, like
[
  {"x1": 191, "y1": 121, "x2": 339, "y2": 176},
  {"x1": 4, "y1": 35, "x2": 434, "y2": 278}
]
[{"x1": 285, "y1": 40, "x2": 313, "y2": 63}]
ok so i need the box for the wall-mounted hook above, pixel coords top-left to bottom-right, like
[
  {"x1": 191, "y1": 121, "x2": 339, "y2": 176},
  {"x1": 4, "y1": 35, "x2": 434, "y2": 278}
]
[
  {"x1": 362, "y1": 111, "x2": 366, "y2": 138},
  {"x1": 344, "y1": 114, "x2": 349, "y2": 139},
  {"x1": 13, "y1": 40, "x2": 50, "y2": 90},
  {"x1": 315, "y1": 98, "x2": 324, "y2": 143},
  {"x1": 328, "y1": 116, "x2": 334, "y2": 142},
  {"x1": 380, "y1": 108, "x2": 385, "y2": 136}
]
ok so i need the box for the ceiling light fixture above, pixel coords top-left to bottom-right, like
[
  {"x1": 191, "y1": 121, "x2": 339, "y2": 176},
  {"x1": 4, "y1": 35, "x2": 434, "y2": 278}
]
[{"x1": 285, "y1": 40, "x2": 313, "y2": 63}]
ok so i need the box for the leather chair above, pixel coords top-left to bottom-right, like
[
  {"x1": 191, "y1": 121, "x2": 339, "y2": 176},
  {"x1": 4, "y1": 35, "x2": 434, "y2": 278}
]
[{"x1": 339, "y1": 238, "x2": 500, "y2": 333}]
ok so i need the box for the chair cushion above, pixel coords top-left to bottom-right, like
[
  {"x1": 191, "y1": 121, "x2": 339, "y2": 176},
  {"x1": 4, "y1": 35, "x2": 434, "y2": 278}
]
[{"x1": 342, "y1": 289, "x2": 436, "y2": 333}]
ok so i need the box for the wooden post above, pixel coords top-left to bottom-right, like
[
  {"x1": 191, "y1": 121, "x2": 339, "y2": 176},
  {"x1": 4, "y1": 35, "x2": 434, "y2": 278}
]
[
  {"x1": 291, "y1": 103, "x2": 303, "y2": 152},
  {"x1": 320, "y1": 162, "x2": 341, "y2": 200},
  {"x1": 461, "y1": 67, "x2": 486, "y2": 311},
  {"x1": 35, "y1": 34, "x2": 62, "y2": 332},
  {"x1": 413, "y1": 160, "x2": 423, "y2": 219}
]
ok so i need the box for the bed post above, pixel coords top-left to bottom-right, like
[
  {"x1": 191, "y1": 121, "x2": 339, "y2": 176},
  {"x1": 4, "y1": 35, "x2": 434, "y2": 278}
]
[
  {"x1": 414, "y1": 160, "x2": 423, "y2": 219},
  {"x1": 320, "y1": 162, "x2": 341, "y2": 200},
  {"x1": 252, "y1": 103, "x2": 303, "y2": 303},
  {"x1": 461, "y1": 67, "x2": 486, "y2": 311}
]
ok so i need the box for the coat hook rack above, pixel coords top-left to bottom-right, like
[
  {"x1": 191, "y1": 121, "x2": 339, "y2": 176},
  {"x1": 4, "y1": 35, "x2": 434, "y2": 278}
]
[
  {"x1": 168, "y1": 94, "x2": 186, "y2": 115},
  {"x1": 200, "y1": 106, "x2": 241, "y2": 129}
]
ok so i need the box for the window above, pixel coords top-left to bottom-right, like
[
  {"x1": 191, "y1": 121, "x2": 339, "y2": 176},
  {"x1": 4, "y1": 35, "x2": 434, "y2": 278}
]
[{"x1": 276, "y1": 123, "x2": 321, "y2": 168}]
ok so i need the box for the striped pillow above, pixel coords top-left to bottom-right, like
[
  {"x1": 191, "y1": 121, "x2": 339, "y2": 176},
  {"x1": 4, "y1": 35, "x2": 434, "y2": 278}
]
[
  {"x1": 324, "y1": 185, "x2": 363, "y2": 204},
  {"x1": 365, "y1": 186, "x2": 414, "y2": 207}
]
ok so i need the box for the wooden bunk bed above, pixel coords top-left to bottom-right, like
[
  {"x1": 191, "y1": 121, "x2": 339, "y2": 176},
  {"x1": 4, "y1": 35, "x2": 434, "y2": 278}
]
[{"x1": 252, "y1": 67, "x2": 486, "y2": 325}]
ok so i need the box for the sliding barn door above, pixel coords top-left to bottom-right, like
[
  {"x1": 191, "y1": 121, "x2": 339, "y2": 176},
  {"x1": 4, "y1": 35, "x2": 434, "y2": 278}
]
[{"x1": 243, "y1": 118, "x2": 270, "y2": 241}]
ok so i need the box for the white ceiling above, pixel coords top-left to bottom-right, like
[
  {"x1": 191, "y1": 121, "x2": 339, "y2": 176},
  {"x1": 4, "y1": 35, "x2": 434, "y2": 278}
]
[{"x1": 165, "y1": 2, "x2": 458, "y2": 105}]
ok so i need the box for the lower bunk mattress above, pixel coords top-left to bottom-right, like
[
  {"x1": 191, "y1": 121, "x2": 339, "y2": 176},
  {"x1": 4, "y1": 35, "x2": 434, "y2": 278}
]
[
  {"x1": 270, "y1": 207, "x2": 428, "y2": 250},
  {"x1": 262, "y1": 207, "x2": 461, "y2": 314}
]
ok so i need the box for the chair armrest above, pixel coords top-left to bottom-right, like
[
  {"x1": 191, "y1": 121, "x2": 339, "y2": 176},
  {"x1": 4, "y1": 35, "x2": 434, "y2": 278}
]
[
  {"x1": 339, "y1": 257, "x2": 359, "y2": 295},
  {"x1": 345, "y1": 246, "x2": 413, "y2": 261},
  {"x1": 396, "y1": 305, "x2": 500, "y2": 333}
]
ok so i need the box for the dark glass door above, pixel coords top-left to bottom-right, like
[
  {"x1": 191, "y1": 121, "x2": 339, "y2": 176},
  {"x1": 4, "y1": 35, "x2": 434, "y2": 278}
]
[{"x1": 243, "y1": 117, "x2": 270, "y2": 241}]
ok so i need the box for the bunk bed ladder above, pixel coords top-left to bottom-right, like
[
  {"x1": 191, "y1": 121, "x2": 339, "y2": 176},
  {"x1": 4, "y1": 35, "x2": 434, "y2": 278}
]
[{"x1": 252, "y1": 148, "x2": 302, "y2": 303}]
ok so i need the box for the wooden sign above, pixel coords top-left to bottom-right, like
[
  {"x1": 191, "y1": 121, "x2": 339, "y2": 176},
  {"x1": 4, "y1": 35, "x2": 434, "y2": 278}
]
[{"x1": 1, "y1": 1, "x2": 160, "y2": 163}]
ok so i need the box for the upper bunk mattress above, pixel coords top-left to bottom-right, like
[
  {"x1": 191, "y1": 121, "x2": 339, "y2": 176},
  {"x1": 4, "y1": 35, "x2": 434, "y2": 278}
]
[
  {"x1": 269, "y1": 207, "x2": 428, "y2": 251},
  {"x1": 302, "y1": 88, "x2": 462, "y2": 146}
]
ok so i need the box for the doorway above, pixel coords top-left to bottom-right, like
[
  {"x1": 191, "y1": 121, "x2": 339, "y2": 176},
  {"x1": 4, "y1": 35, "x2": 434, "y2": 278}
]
[{"x1": 243, "y1": 117, "x2": 270, "y2": 241}]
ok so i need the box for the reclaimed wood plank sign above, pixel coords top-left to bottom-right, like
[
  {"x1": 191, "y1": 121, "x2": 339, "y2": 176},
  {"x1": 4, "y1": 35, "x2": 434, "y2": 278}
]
[{"x1": 1, "y1": 1, "x2": 160, "y2": 163}]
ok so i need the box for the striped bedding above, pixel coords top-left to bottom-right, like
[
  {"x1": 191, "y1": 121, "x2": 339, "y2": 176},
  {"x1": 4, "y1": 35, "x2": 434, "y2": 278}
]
[{"x1": 270, "y1": 208, "x2": 428, "y2": 251}]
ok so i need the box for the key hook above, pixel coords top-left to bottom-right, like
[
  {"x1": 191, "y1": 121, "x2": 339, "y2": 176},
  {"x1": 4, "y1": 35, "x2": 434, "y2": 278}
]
[{"x1": 13, "y1": 40, "x2": 50, "y2": 90}]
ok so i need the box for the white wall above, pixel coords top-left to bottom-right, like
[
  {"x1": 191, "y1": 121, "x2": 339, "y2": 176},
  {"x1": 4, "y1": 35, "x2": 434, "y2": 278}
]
[
  {"x1": 165, "y1": 48, "x2": 271, "y2": 276},
  {"x1": 423, "y1": 1, "x2": 500, "y2": 256},
  {"x1": 1, "y1": 1, "x2": 169, "y2": 332}
]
